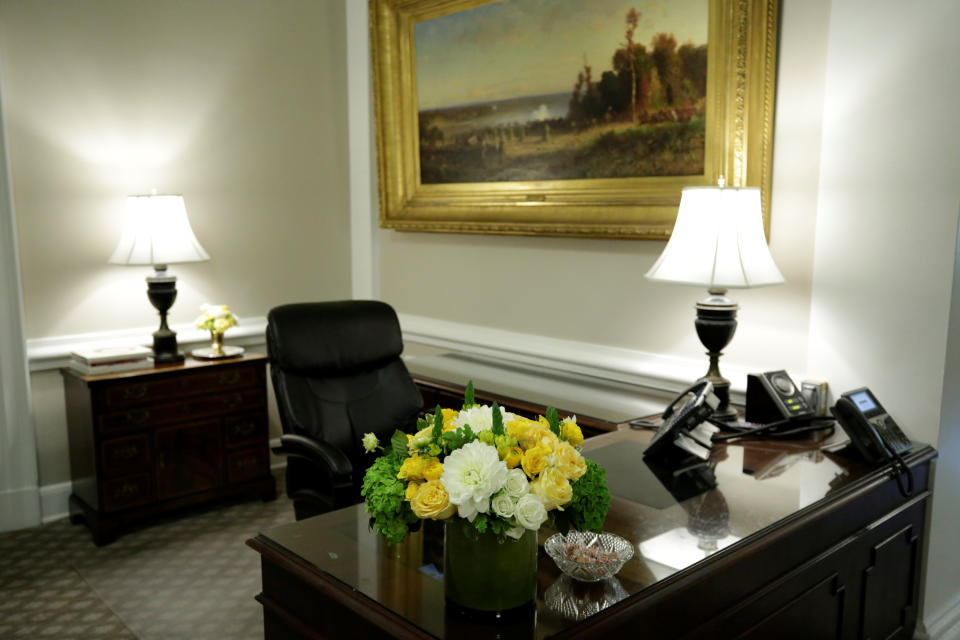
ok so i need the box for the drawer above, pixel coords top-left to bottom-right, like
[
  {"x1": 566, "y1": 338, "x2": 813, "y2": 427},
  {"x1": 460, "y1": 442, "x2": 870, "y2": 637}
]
[
  {"x1": 100, "y1": 364, "x2": 261, "y2": 409},
  {"x1": 227, "y1": 448, "x2": 269, "y2": 484},
  {"x1": 102, "y1": 473, "x2": 153, "y2": 512},
  {"x1": 98, "y1": 388, "x2": 265, "y2": 433},
  {"x1": 224, "y1": 412, "x2": 268, "y2": 449},
  {"x1": 101, "y1": 434, "x2": 151, "y2": 476}
]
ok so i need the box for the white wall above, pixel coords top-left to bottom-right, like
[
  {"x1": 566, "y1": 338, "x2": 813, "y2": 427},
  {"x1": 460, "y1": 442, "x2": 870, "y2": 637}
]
[
  {"x1": 807, "y1": 0, "x2": 960, "y2": 631},
  {"x1": 0, "y1": 0, "x2": 353, "y2": 491},
  {"x1": 0, "y1": 0, "x2": 352, "y2": 340}
]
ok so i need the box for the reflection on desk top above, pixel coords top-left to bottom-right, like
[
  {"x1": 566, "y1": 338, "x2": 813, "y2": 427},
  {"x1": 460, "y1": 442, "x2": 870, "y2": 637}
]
[
  {"x1": 405, "y1": 352, "x2": 678, "y2": 424},
  {"x1": 257, "y1": 428, "x2": 932, "y2": 639}
]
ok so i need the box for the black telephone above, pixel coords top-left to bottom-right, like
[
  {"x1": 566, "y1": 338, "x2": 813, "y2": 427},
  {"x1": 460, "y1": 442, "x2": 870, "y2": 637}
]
[
  {"x1": 832, "y1": 387, "x2": 912, "y2": 463},
  {"x1": 745, "y1": 370, "x2": 814, "y2": 424},
  {"x1": 643, "y1": 380, "x2": 719, "y2": 462}
]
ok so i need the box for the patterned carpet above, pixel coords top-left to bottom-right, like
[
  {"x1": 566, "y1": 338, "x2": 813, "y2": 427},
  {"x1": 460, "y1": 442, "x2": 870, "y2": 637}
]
[{"x1": 0, "y1": 482, "x2": 294, "y2": 639}]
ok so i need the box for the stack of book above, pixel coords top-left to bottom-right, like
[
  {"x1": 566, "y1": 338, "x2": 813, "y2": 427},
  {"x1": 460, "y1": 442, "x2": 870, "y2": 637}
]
[{"x1": 69, "y1": 345, "x2": 153, "y2": 375}]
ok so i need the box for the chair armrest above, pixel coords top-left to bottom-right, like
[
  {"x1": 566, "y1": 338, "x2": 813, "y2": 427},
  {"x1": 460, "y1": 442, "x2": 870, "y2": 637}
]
[{"x1": 278, "y1": 433, "x2": 353, "y2": 479}]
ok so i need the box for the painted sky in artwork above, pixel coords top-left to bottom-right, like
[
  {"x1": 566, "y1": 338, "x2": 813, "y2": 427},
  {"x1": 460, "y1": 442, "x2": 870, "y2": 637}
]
[{"x1": 415, "y1": 0, "x2": 708, "y2": 110}]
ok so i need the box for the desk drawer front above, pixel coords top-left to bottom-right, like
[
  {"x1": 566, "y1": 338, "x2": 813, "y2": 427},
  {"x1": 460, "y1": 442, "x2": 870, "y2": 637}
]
[
  {"x1": 102, "y1": 473, "x2": 153, "y2": 512},
  {"x1": 102, "y1": 365, "x2": 260, "y2": 409},
  {"x1": 225, "y1": 412, "x2": 268, "y2": 448},
  {"x1": 101, "y1": 434, "x2": 151, "y2": 476},
  {"x1": 99, "y1": 388, "x2": 264, "y2": 433}
]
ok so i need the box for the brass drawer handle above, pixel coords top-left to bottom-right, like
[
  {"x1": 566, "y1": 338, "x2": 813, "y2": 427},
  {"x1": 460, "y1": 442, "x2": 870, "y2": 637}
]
[
  {"x1": 124, "y1": 410, "x2": 151, "y2": 425},
  {"x1": 116, "y1": 482, "x2": 140, "y2": 498},
  {"x1": 222, "y1": 394, "x2": 243, "y2": 409},
  {"x1": 219, "y1": 372, "x2": 242, "y2": 385},
  {"x1": 113, "y1": 445, "x2": 140, "y2": 460},
  {"x1": 233, "y1": 422, "x2": 256, "y2": 437},
  {"x1": 236, "y1": 456, "x2": 257, "y2": 469},
  {"x1": 122, "y1": 385, "x2": 148, "y2": 400}
]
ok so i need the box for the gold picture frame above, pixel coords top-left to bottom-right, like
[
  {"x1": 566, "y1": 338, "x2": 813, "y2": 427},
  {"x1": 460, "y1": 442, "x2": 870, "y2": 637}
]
[{"x1": 370, "y1": 0, "x2": 778, "y2": 239}]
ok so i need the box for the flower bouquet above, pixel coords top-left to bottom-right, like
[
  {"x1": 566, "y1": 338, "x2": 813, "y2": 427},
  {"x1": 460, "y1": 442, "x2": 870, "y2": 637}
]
[
  {"x1": 360, "y1": 382, "x2": 611, "y2": 612},
  {"x1": 193, "y1": 304, "x2": 240, "y2": 359}
]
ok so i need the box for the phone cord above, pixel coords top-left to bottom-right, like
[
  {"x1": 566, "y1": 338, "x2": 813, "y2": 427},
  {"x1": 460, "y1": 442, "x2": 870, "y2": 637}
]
[{"x1": 889, "y1": 450, "x2": 914, "y2": 498}]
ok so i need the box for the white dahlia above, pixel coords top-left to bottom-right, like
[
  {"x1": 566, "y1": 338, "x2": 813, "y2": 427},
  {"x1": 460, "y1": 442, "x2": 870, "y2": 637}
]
[
  {"x1": 440, "y1": 440, "x2": 508, "y2": 522},
  {"x1": 453, "y1": 404, "x2": 517, "y2": 433}
]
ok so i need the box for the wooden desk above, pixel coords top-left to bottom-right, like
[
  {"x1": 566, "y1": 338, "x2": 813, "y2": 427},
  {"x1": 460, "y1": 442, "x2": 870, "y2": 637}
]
[
  {"x1": 62, "y1": 353, "x2": 276, "y2": 545},
  {"x1": 248, "y1": 427, "x2": 934, "y2": 639}
]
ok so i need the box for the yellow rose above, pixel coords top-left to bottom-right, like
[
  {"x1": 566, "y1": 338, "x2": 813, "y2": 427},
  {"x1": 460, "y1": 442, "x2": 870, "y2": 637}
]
[
  {"x1": 537, "y1": 428, "x2": 561, "y2": 452},
  {"x1": 506, "y1": 418, "x2": 533, "y2": 444},
  {"x1": 521, "y1": 446, "x2": 550, "y2": 478},
  {"x1": 530, "y1": 467, "x2": 572, "y2": 510},
  {"x1": 397, "y1": 455, "x2": 428, "y2": 481},
  {"x1": 561, "y1": 420, "x2": 584, "y2": 446},
  {"x1": 405, "y1": 481, "x2": 420, "y2": 501},
  {"x1": 554, "y1": 441, "x2": 587, "y2": 481},
  {"x1": 442, "y1": 408, "x2": 459, "y2": 432},
  {"x1": 423, "y1": 460, "x2": 444, "y2": 481},
  {"x1": 515, "y1": 424, "x2": 545, "y2": 450},
  {"x1": 410, "y1": 480, "x2": 456, "y2": 520},
  {"x1": 501, "y1": 446, "x2": 523, "y2": 469}
]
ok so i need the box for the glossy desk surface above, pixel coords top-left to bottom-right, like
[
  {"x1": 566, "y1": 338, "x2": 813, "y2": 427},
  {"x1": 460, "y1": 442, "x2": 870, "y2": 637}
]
[{"x1": 254, "y1": 427, "x2": 908, "y2": 638}]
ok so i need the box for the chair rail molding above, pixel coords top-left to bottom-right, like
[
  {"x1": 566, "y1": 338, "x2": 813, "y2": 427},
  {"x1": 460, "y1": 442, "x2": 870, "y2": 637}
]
[
  {"x1": 398, "y1": 313, "x2": 764, "y2": 401},
  {"x1": 26, "y1": 317, "x2": 269, "y2": 372}
]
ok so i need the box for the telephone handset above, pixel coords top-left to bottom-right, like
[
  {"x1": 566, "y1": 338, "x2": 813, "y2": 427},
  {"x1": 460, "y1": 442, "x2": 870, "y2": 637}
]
[
  {"x1": 832, "y1": 387, "x2": 912, "y2": 463},
  {"x1": 643, "y1": 380, "x2": 719, "y2": 462}
]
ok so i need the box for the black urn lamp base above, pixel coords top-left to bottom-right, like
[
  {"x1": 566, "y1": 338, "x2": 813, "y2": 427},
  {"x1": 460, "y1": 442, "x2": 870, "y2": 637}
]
[
  {"x1": 146, "y1": 266, "x2": 184, "y2": 364},
  {"x1": 694, "y1": 290, "x2": 740, "y2": 423}
]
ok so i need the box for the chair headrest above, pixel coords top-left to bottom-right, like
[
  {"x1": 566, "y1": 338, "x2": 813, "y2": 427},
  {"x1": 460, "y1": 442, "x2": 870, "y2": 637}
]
[{"x1": 267, "y1": 301, "x2": 404, "y2": 374}]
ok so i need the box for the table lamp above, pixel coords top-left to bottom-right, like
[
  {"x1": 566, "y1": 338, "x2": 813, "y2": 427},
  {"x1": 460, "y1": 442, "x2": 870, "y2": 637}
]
[
  {"x1": 645, "y1": 181, "x2": 784, "y2": 422},
  {"x1": 109, "y1": 194, "x2": 210, "y2": 364}
]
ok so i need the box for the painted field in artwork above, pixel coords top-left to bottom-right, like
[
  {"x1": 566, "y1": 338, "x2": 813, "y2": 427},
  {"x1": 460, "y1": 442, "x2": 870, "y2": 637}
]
[{"x1": 415, "y1": 0, "x2": 709, "y2": 184}]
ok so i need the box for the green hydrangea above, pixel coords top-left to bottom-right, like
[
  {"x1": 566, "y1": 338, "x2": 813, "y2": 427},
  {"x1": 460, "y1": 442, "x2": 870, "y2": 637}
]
[{"x1": 360, "y1": 454, "x2": 418, "y2": 544}]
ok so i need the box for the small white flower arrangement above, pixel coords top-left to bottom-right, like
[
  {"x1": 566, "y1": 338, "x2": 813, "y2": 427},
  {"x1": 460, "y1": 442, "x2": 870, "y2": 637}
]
[
  {"x1": 360, "y1": 382, "x2": 610, "y2": 544},
  {"x1": 195, "y1": 304, "x2": 238, "y2": 335}
]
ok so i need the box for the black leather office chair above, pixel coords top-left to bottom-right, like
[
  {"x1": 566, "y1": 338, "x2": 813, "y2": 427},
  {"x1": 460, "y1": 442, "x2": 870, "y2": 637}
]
[{"x1": 266, "y1": 301, "x2": 423, "y2": 520}]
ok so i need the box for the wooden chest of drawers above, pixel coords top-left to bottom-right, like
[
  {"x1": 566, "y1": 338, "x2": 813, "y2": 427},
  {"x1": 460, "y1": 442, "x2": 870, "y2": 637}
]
[{"x1": 62, "y1": 353, "x2": 276, "y2": 545}]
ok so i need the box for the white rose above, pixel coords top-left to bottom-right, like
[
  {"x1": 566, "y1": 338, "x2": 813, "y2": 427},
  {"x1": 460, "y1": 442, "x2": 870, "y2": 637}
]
[
  {"x1": 503, "y1": 468, "x2": 529, "y2": 498},
  {"x1": 505, "y1": 525, "x2": 526, "y2": 540},
  {"x1": 491, "y1": 492, "x2": 516, "y2": 519},
  {"x1": 515, "y1": 494, "x2": 548, "y2": 531}
]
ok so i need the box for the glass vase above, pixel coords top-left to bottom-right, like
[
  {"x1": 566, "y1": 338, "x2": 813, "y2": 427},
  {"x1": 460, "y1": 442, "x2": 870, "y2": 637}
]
[{"x1": 443, "y1": 519, "x2": 538, "y2": 613}]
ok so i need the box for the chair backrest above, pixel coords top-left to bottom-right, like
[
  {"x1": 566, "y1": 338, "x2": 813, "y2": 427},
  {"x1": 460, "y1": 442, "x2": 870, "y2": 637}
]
[{"x1": 266, "y1": 301, "x2": 423, "y2": 466}]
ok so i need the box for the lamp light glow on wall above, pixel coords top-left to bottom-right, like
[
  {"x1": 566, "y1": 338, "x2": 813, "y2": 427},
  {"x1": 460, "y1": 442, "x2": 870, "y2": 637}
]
[
  {"x1": 645, "y1": 181, "x2": 784, "y2": 421},
  {"x1": 109, "y1": 194, "x2": 209, "y2": 364}
]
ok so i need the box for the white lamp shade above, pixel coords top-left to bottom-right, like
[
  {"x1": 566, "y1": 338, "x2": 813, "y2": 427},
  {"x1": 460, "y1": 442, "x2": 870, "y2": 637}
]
[
  {"x1": 109, "y1": 195, "x2": 210, "y2": 266},
  {"x1": 645, "y1": 186, "x2": 784, "y2": 289}
]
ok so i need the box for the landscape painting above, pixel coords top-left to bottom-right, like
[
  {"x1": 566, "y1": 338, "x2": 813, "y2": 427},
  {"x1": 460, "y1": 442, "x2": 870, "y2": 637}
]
[
  {"x1": 371, "y1": 0, "x2": 778, "y2": 238},
  {"x1": 414, "y1": 0, "x2": 709, "y2": 184}
]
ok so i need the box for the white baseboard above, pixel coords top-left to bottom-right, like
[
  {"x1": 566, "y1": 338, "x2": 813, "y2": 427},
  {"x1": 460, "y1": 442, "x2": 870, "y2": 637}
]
[
  {"x1": 0, "y1": 486, "x2": 42, "y2": 531},
  {"x1": 26, "y1": 316, "x2": 269, "y2": 372},
  {"x1": 927, "y1": 596, "x2": 960, "y2": 640},
  {"x1": 39, "y1": 480, "x2": 72, "y2": 524}
]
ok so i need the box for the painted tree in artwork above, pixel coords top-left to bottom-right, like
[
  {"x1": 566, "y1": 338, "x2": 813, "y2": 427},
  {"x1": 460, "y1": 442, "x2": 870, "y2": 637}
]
[
  {"x1": 651, "y1": 32, "x2": 682, "y2": 107},
  {"x1": 624, "y1": 9, "x2": 641, "y2": 124}
]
